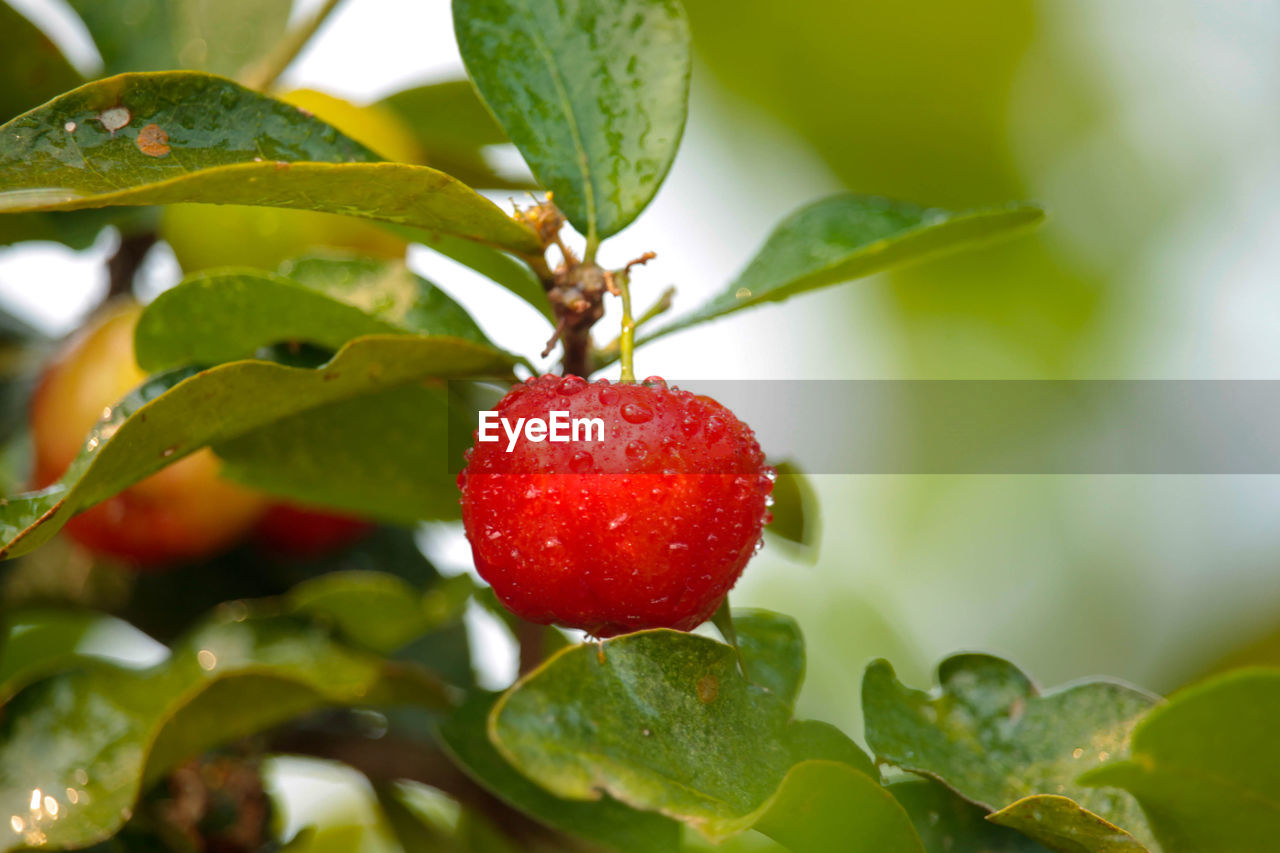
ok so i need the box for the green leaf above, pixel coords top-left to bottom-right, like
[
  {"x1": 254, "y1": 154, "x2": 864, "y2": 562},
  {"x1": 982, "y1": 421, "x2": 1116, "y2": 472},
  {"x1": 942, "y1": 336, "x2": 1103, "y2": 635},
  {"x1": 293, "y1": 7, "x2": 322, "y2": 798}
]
[
  {"x1": 0, "y1": 335, "x2": 514, "y2": 560},
  {"x1": 213, "y1": 383, "x2": 469, "y2": 524},
  {"x1": 378, "y1": 80, "x2": 534, "y2": 190},
  {"x1": 439, "y1": 691, "x2": 682, "y2": 852},
  {"x1": 453, "y1": 0, "x2": 691, "y2": 240},
  {"x1": 765, "y1": 460, "x2": 821, "y2": 556},
  {"x1": 0, "y1": 72, "x2": 541, "y2": 254},
  {"x1": 0, "y1": 609, "x2": 157, "y2": 703},
  {"x1": 890, "y1": 780, "x2": 1051, "y2": 852},
  {"x1": 863, "y1": 655, "x2": 1158, "y2": 850},
  {"x1": 66, "y1": 0, "x2": 292, "y2": 78},
  {"x1": 0, "y1": 1, "x2": 83, "y2": 122},
  {"x1": 286, "y1": 570, "x2": 475, "y2": 656},
  {"x1": 734, "y1": 608, "x2": 805, "y2": 709},
  {"x1": 285, "y1": 255, "x2": 496, "y2": 344},
  {"x1": 747, "y1": 760, "x2": 923, "y2": 853},
  {"x1": 645, "y1": 195, "x2": 1045, "y2": 343},
  {"x1": 414, "y1": 231, "x2": 554, "y2": 324},
  {"x1": 489, "y1": 627, "x2": 886, "y2": 842},
  {"x1": 0, "y1": 607, "x2": 447, "y2": 852},
  {"x1": 1079, "y1": 667, "x2": 1280, "y2": 852},
  {"x1": 135, "y1": 258, "x2": 496, "y2": 372},
  {"x1": 0, "y1": 2, "x2": 136, "y2": 249},
  {"x1": 987, "y1": 796, "x2": 1147, "y2": 853}
]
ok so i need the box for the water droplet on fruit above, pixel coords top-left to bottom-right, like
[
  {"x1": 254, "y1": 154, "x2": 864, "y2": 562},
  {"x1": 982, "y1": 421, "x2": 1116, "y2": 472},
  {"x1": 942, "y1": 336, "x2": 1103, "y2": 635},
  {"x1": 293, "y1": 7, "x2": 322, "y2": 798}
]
[
  {"x1": 643, "y1": 376, "x2": 666, "y2": 389},
  {"x1": 681, "y1": 415, "x2": 700, "y2": 436},
  {"x1": 524, "y1": 485, "x2": 541, "y2": 499},
  {"x1": 570, "y1": 451, "x2": 594, "y2": 473},
  {"x1": 558, "y1": 375, "x2": 587, "y2": 395},
  {"x1": 763, "y1": 466, "x2": 778, "y2": 483},
  {"x1": 764, "y1": 494, "x2": 775, "y2": 507},
  {"x1": 544, "y1": 537, "x2": 561, "y2": 549},
  {"x1": 608, "y1": 513, "x2": 629, "y2": 530},
  {"x1": 757, "y1": 474, "x2": 774, "y2": 494},
  {"x1": 761, "y1": 511, "x2": 774, "y2": 525},
  {"x1": 621, "y1": 402, "x2": 653, "y2": 424},
  {"x1": 598, "y1": 385, "x2": 619, "y2": 405},
  {"x1": 669, "y1": 542, "x2": 689, "y2": 551},
  {"x1": 487, "y1": 530, "x2": 503, "y2": 540},
  {"x1": 625, "y1": 440, "x2": 648, "y2": 461},
  {"x1": 754, "y1": 538, "x2": 765, "y2": 553},
  {"x1": 705, "y1": 417, "x2": 725, "y2": 440}
]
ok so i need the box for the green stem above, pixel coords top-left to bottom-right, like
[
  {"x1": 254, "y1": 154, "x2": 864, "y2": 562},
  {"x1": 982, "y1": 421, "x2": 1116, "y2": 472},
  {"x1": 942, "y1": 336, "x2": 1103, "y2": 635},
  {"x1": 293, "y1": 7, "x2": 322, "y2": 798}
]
[
  {"x1": 242, "y1": 0, "x2": 347, "y2": 91},
  {"x1": 616, "y1": 270, "x2": 636, "y2": 383},
  {"x1": 711, "y1": 597, "x2": 749, "y2": 681},
  {"x1": 595, "y1": 285, "x2": 673, "y2": 364}
]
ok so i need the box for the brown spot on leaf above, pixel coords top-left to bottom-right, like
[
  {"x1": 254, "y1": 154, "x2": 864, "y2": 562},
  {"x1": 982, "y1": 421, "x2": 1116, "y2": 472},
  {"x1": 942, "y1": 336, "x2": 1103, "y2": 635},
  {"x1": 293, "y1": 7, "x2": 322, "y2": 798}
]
[
  {"x1": 136, "y1": 123, "x2": 170, "y2": 157},
  {"x1": 274, "y1": 161, "x2": 290, "y2": 171},
  {"x1": 696, "y1": 674, "x2": 719, "y2": 704}
]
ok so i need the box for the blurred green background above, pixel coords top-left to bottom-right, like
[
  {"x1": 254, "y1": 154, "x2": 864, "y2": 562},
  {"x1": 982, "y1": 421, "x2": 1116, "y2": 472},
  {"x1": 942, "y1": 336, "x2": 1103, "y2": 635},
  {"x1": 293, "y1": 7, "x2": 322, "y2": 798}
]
[
  {"x1": 3, "y1": 0, "x2": 1279, "y2": 847},
  {"x1": 671, "y1": 0, "x2": 1280, "y2": 741}
]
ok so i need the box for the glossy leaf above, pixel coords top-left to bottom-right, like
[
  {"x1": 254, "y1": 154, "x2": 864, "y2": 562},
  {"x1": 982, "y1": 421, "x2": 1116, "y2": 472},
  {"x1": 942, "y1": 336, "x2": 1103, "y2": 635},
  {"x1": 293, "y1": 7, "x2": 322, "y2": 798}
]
[
  {"x1": 379, "y1": 79, "x2": 534, "y2": 190},
  {"x1": 747, "y1": 760, "x2": 923, "y2": 853},
  {"x1": 765, "y1": 460, "x2": 821, "y2": 555},
  {"x1": 135, "y1": 259, "x2": 495, "y2": 371},
  {"x1": 214, "y1": 384, "x2": 468, "y2": 523},
  {"x1": 439, "y1": 691, "x2": 682, "y2": 852},
  {"x1": 66, "y1": 0, "x2": 292, "y2": 77},
  {"x1": 863, "y1": 655, "x2": 1158, "y2": 850},
  {"x1": 987, "y1": 796, "x2": 1147, "y2": 853},
  {"x1": 0, "y1": 609, "x2": 159, "y2": 703},
  {"x1": 1080, "y1": 667, "x2": 1280, "y2": 852},
  {"x1": 734, "y1": 608, "x2": 805, "y2": 708},
  {"x1": 489, "y1": 625, "x2": 880, "y2": 840},
  {"x1": 0, "y1": 1, "x2": 82, "y2": 122},
  {"x1": 454, "y1": 0, "x2": 691, "y2": 240},
  {"x1": 0, "y1": 3, "x2": 136, "y2": 249},
  {"x1": 414, "y1": 231, "x2": 554, "y2": 324},
  {"x1": 287, "y1": 570, "x2": 475, "y2": 655},
  {"x1": 0, "y1": 72, "x2": 541, "y2": 254},
  {"x1": 890, "y1": 780, "x2": 1051, "y2": 852},
  {"x1": 645, "y1": 195, "x2": 1045, "y2": 342},
  {"x1": 0, "y1": 335, "x2": 514, "y2": 560},
  {"x1": 0, "y1": 608, "x2": 447, "y2": 852}
]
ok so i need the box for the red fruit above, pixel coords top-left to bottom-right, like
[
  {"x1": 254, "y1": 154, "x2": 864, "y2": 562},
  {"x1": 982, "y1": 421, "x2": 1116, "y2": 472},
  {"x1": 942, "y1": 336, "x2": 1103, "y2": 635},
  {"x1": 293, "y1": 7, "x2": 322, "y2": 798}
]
[
  {"x1": 254, "y1": 503, "x2": 374, "y2": 557},
  {"x1": 457, "y1": 375, "x2": 773, "y2": 637}
]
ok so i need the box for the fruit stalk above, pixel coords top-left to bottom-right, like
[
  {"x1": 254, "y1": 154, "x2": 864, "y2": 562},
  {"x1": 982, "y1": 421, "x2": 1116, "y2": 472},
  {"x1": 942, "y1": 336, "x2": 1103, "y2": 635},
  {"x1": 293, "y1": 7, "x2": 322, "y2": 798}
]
[{"x1": 615, "y1": 267, "x2": 636, "y2": 383}]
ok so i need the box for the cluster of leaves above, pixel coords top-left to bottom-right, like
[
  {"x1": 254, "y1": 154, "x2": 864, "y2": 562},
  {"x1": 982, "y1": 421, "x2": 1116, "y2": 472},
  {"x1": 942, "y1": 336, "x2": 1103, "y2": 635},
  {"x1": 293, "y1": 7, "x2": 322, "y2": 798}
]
[{"x1": 0, "y1": 0, "x2": 1274, "y2": 850}]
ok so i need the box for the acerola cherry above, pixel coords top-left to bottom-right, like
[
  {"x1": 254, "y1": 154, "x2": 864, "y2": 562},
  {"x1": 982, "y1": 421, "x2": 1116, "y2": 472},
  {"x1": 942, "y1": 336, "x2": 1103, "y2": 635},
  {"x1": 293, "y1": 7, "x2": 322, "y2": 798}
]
[
  {"x1": 29, "y1": 302, "x2": 267, "y2": 568},
  {"x1": 458, "y1": 375, "x2": 774, "y2": 637}
]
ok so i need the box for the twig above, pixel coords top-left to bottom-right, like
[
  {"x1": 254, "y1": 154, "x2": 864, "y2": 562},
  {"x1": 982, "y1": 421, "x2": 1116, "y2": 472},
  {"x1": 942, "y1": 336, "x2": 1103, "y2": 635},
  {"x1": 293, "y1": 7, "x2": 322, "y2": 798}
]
[
  {"x1": 242, "y1": 0, "x2": 347, "y2": 91},
  {"x1": 105, "y1": 231, "x2": 157, "y2": 302}
]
